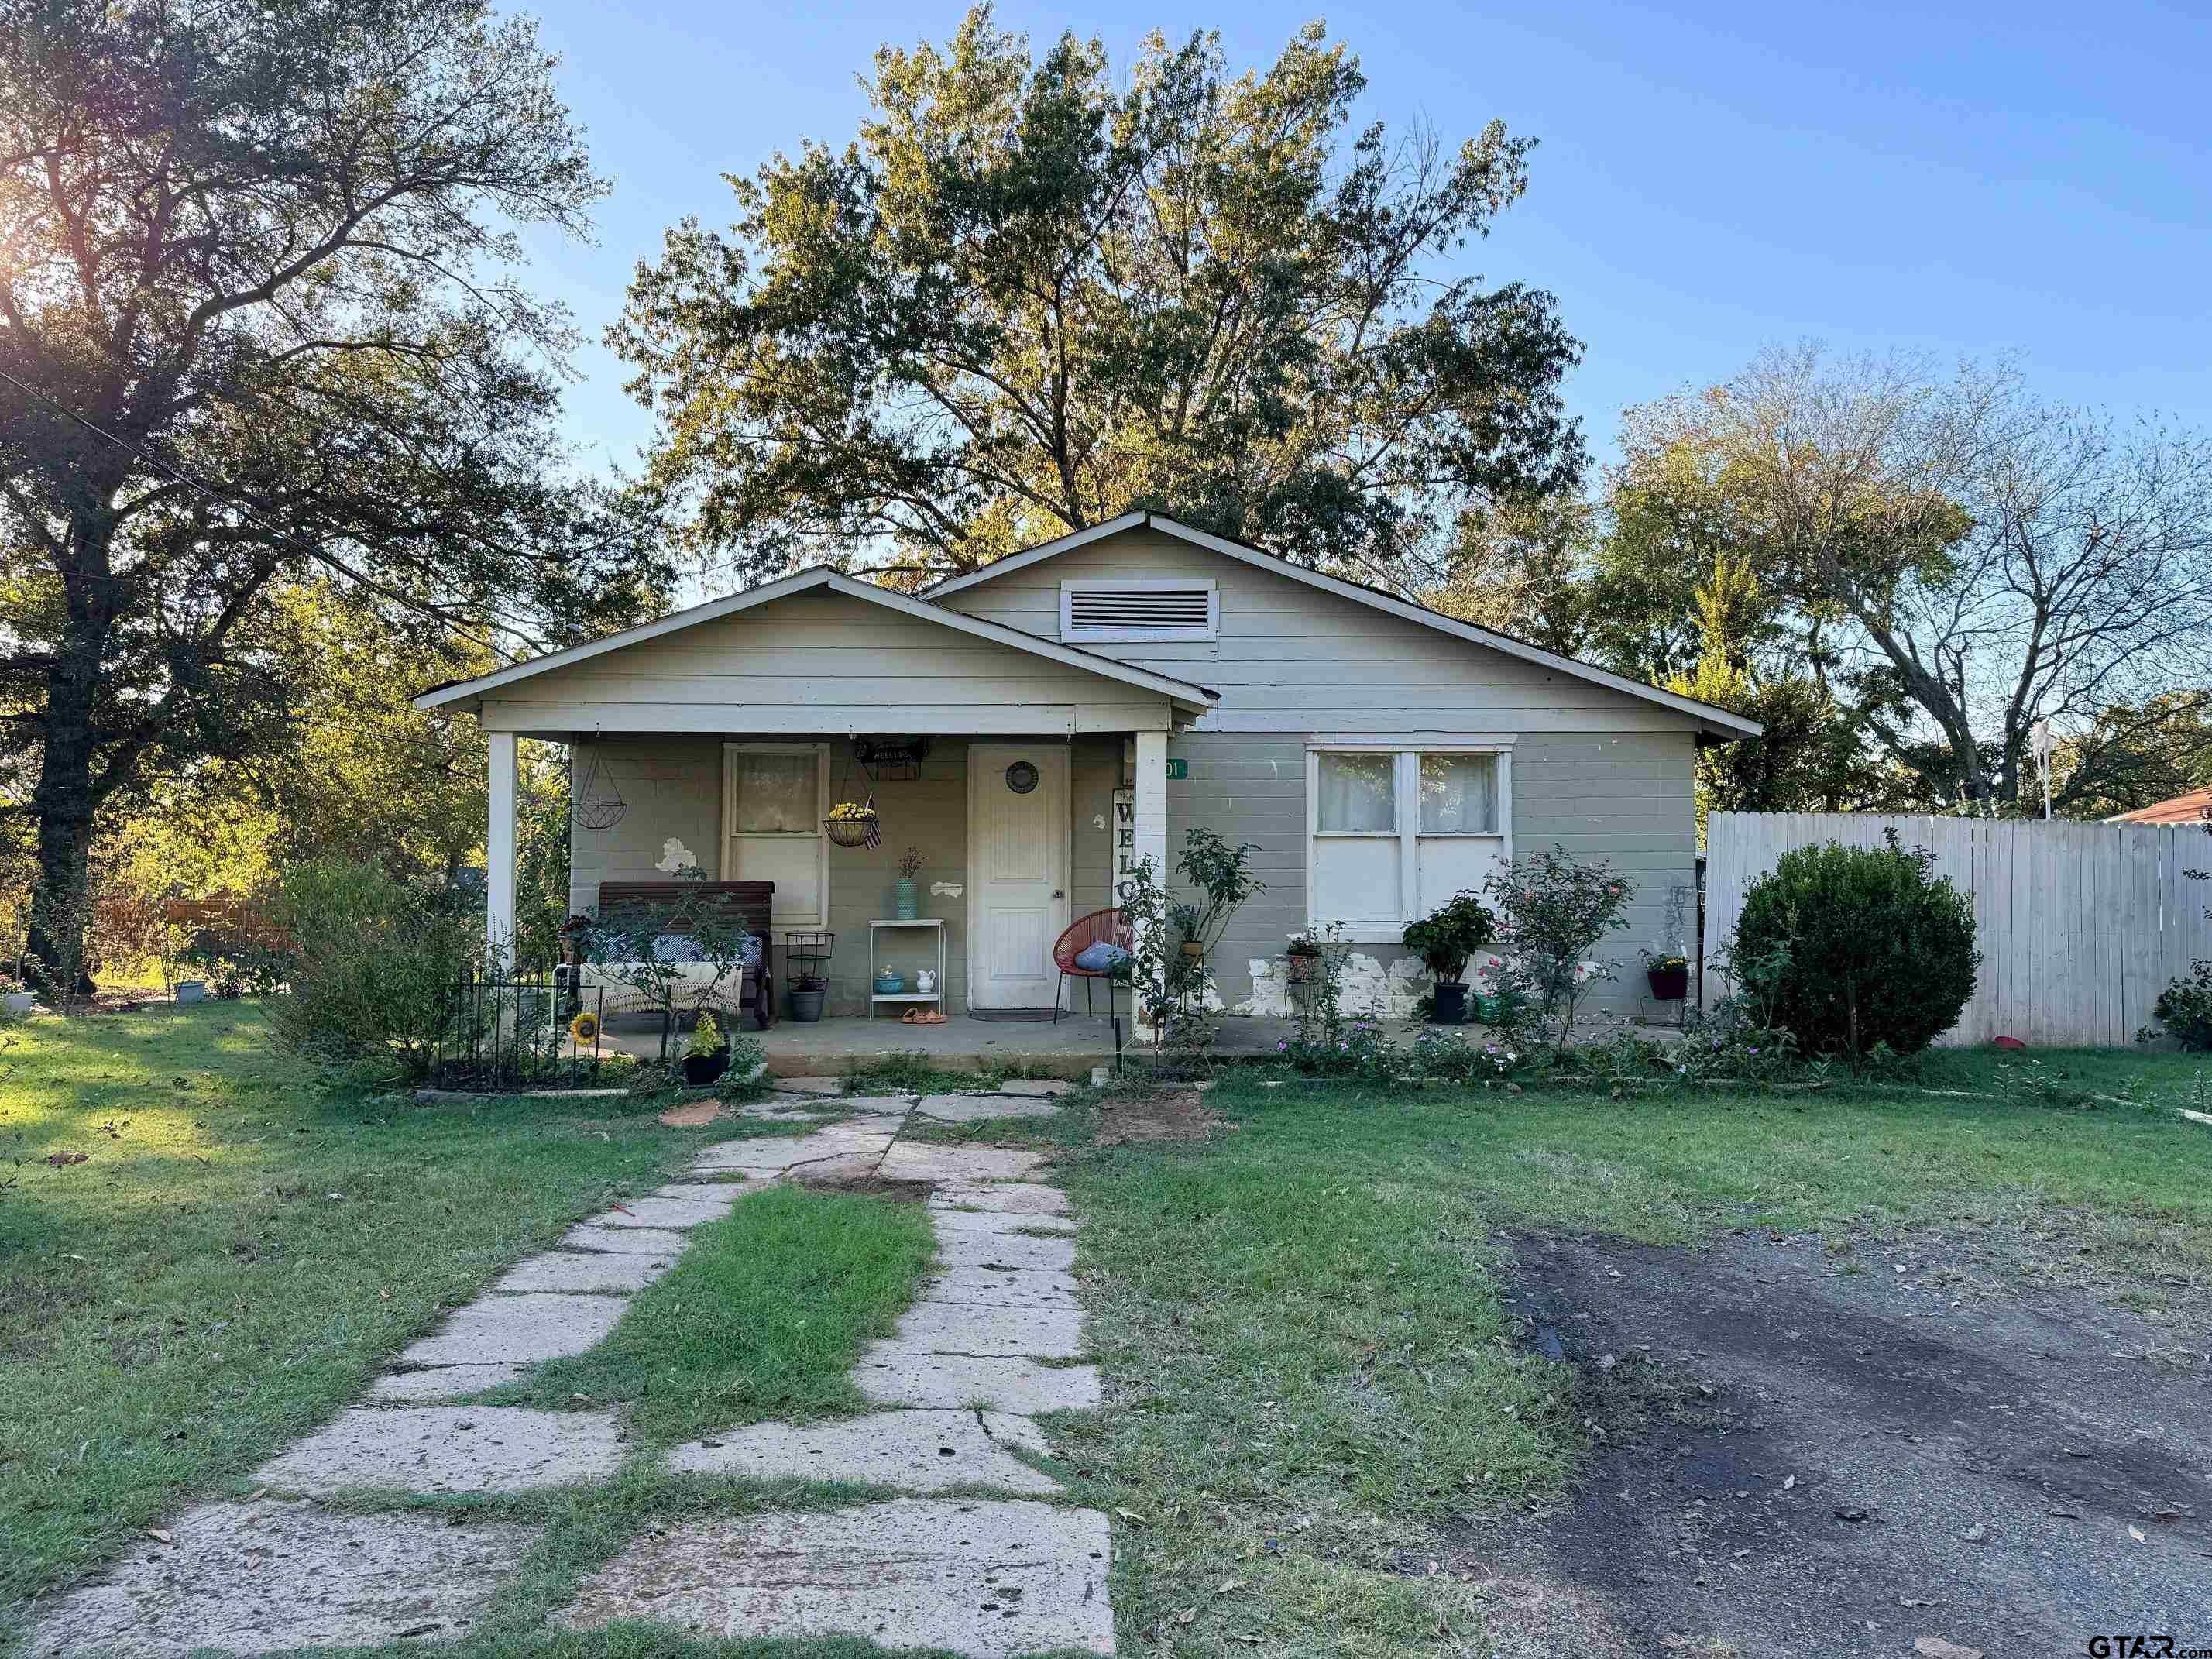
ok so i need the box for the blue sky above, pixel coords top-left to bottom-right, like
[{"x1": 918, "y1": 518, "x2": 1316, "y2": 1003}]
[{"x1": 518, "y1": 0, "x2": 2210, "y2": 483}]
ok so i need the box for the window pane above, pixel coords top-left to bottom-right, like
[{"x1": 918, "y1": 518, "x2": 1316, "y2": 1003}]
[
  {"x1": 1420, "y1": 753, "x2": 1496, "y2": 833},
  {"x1": 1316, "y1": 751, "x2": 1395, "y2": 832},
  {"x1": 733, "y1": 751, "x2": 817, "y2": 833}
]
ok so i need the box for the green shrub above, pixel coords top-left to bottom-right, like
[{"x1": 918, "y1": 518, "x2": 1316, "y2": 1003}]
[
  {"x1": 263, "y1": 859, "x2": 482, "y2": 1077},
  {"x1": 1731, "y1": 833, "x2": 1977, "y2": 1061},
  {"x1": 2145, "y1": 960, "x2": 2212, "y2": 1050}
]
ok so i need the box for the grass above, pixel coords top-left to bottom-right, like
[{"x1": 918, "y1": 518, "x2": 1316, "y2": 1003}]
[
  {"x1": 0, "y1": 1002, "x2": 727, "y2": 1606},
  {"x1": 507, "y1": 1183, "x2": 937, "y2": 1446},
  {"x1": 1048, "y1": 1047, "x2": 2212, "y2": 1657}
]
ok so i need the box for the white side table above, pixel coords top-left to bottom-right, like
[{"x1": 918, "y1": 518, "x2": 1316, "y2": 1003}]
[{"x1": 868, "y1": 918, "x2": 947, "y2": 1019}]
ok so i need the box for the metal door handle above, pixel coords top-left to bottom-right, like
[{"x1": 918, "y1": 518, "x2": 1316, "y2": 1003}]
[{"x1": 1052, "y1": 889, "x2": 1064, "y2": 899}]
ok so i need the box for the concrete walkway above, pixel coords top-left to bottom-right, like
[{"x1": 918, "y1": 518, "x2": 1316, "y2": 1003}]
[{"x1": 31, "y1": 1082, "x2": 1111, "y2": 1659}]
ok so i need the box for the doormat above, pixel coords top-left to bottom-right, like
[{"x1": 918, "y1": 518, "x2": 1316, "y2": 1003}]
[{"x1": 968, "y1": 1008, "x2": 1056, "y2": 1022}]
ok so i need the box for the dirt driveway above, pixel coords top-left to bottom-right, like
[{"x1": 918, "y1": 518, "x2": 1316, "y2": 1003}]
[{"x1": 1453, "y1": 1229, "x2": 2212, "y2": 1658}]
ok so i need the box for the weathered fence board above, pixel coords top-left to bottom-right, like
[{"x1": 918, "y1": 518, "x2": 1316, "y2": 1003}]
[{"x1": 1701, "y1": 812, "x2": 2212, "y2": 1046}]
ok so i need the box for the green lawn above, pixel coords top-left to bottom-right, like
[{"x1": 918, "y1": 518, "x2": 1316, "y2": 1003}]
[
  {"x1": 0, "y1": 1003, "x2": 726, "y2": 1607},
  {"x1": 506, "y1": 1183, "x2": 938, "y2": 1447},
  {"x1": 1055, "y1": 1049, "x2": 2212, "y2": 1657},
  {"x1": 9, "y1": 1005, "x2": 2209, "y2": 1659}
]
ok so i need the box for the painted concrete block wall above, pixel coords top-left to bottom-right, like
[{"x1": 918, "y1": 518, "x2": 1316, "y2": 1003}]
[
  {"x1": 1513, "y1": 730, "x2": 1700, "y2": 1016},
  {"x1": 569, "y1": 735, "x2": 976, "y2": 1018}
]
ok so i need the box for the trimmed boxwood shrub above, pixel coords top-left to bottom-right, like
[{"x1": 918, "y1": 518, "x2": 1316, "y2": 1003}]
[{"x1": 1733, "y1": 833, "x2": 1978, "y2": 1061}]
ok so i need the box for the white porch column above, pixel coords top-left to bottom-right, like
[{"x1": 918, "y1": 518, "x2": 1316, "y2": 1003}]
[
  {"x1": 1132, "y1": 728, "x2": 1170, "y2": 1037},
  {"x1": 486, "y1": 730, "x2": 518, "y2": 968}
]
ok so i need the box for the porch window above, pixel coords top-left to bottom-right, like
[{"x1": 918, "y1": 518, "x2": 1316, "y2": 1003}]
[
  {"x1": 723, "y1": 742, "x2": 830, "y2": 931},
  {"x1": 1307, "y1": 744, "x2": 1511, "y2": 936}
]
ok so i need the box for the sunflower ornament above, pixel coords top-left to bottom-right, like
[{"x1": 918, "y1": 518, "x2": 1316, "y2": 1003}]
[{"x1": 568, "y1": 1010, "x2": 601, "y2": 1046}]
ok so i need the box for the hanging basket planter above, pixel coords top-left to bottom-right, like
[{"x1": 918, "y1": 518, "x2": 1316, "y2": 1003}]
[
  {"x1": 572, "y1": 747, "x2": 627, "y2": 832},
  {"x1": 825, "y1": 800, "x2": 880, "y2": 849}
]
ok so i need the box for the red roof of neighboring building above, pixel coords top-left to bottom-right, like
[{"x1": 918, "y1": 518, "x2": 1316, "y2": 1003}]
[{"x1": 2107, "y1": 788, "x2": 2212, "y2": 825}]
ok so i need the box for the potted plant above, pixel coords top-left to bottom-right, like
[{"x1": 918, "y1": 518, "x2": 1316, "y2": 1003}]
[
  {"x1": 1644, "y1": 950, "x2": 1691, "y2": 1001},
  {"x1": 1170, "y1": 901, "x2": 1207, "y2": 960},
  {"x1": 825, "y1": 799, "x2": 880, "y2": 849},
  {"x1": 1401, "y1": 889, "x2": 1498, "y2": 1025},
  {"x1": 893, "y1": 845, "x2": 922, "y2": 919},
  {"x1": 790, "y1": 974, "x2": 828, "y2": 1022},
  {"x1": 680, "y1": 1011, "x2": 730, "y2": 1086},
  {"x1": 1284, "y1": 933, "x2": 1324, "y2": 984}
]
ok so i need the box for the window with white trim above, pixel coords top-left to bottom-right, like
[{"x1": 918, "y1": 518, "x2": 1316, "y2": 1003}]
[
  {"x1": 1059, "y1": 579, "x2": 1217, "y2": 643},
  {"x1": 723, "y1": 742, "x2": 830, "y2": 931},
  {"x1": 1307, "y1": 744, "x2": 1512, "y2": 936}
]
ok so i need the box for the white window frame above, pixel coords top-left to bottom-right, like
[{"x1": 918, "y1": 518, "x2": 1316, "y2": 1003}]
[
  {"x1": 721, "y1": 740, "x2": 831, "y2": 932},
  {"x1": 1304, "y1": 741, "x2": 1513, "y2": 938},
  {"x1": 1058, "y1": 577, "x2": 1218, "y2": 644}
]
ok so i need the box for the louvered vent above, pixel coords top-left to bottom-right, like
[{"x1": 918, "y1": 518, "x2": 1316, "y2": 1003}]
[{"x1": 1060, "y1": 582, "x2": 1217, "y2": 641}]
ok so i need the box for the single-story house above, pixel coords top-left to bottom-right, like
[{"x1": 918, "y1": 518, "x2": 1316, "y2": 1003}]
[{"x1": 415, "y1": 512, "x2": 1758, "y2": 1019}]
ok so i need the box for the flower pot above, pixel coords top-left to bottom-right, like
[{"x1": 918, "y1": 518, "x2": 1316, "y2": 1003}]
[
  {"x1": 1180, "y1": 940, "x2": 1205, "y2": 959},
  {"x1": 1, "y1": 990, "x2": 33, "y2": 1016},
  {"x1": 1286, "y1": 953, "x2": 1321, "y2": 984},
  {"x1": 680, "y1": 1048, "x2": 730, "y2": 1086},
  {"x1": 1647, "y1": 963, "x2": 1691, "y2": 1001},
  {"x1": 1432, "y1": 981, "x2": 1470, "y2": 1025},
  {"x1": 874, "y1": 970, "x2": 905, "y2": 995},
  {"x1": 790, "y1": 986, "x2": 826, "y2": 1022},
  {"x1": 893, "y1": 878, "x2": 919, "y2": 920},
  {"x1": 1472, "y1": 992, "x2": 1503, "y2": 1025}
]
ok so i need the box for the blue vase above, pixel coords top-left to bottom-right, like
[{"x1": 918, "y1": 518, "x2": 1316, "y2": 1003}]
[{"x1": 894, "y1": 879, "x2": 919, "y2": 919}]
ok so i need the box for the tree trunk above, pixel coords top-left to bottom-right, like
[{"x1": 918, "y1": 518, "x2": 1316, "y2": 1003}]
[{"x1": 23, "y1": 533, "x2": 118, "y2": 998}]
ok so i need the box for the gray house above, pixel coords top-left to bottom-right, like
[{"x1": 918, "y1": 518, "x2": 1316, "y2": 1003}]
[{"x1": 417, "y1": 513, "x2": 1757, "y2": 1019}]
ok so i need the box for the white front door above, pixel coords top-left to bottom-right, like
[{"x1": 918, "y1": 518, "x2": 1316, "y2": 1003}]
[{"x1": 967, "y1": 744, "x2": 1070, "y2": 1009}]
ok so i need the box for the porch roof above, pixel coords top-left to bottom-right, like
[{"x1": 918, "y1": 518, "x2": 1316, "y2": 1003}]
[{"x1": 414, "y1": 566, "x2": 1218, "y2": 726}]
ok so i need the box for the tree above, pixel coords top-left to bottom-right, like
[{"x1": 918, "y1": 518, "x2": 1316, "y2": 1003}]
[
  {"x1": 1632, "y1": 346, "x2": 2212, "y2": 812},
  {"x1": 1427, "y1": 495, "x2": 1596, "y2": 656},
  {"x1": 0, "y1": 0, "x2": 670, "y2": 981},
  {"x1": 613, "y1": 8, "x2": 1583, "y2": 587}
]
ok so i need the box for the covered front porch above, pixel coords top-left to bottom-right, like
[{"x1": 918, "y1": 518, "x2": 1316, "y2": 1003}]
[{"x1": 424, "y1": 568, "x2": 1216, "y2": 1020}]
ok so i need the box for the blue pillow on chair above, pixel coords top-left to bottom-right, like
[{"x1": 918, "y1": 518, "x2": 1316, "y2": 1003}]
[{"x1": 1073, "y1": 941, "x2": 1129, "y2": 973}]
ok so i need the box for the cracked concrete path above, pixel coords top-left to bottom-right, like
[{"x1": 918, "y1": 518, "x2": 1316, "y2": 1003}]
[{"x1": 33, "y1": 1080, "x2": 1114, "y2": 1658}]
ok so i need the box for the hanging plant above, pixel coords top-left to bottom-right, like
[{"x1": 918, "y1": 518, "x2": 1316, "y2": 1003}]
[
  {"x1": 573, "y1": 747, "x2": 627, "y2": 831},
  {"x1": 825, "y1": 799, "x2": 880, "y2": 848}
]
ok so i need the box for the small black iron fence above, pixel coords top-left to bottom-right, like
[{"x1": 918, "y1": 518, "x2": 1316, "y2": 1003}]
[{"x1": 431, "y1": 965, "x2": 604, "y2": 1091}]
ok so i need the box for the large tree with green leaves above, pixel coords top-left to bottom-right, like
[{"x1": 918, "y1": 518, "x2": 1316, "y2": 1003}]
[
  {"x1": 613, "y1": 8, "x2": 1583, "y2": 586},
  {"x1": 0, "y1": 0, "x2": 668, "y2": 980}
]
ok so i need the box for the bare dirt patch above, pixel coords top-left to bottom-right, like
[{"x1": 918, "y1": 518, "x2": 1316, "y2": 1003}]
[
  {"x1": 656, "y1": 1099, "x2": 723, "y2": 1127},
  {"x1": 1094, "y1": 1088, "x2": 1218, "y2": 1146},
  {"x1": 805, "y1": 1176, "x2": 934, "y2": 1204},
  {"x1": 1451, "y1": 1230, "x2": 2212, "y2": 1658}
]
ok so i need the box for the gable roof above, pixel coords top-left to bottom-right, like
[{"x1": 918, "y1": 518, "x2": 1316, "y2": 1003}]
[
  {"x1": 413, "y1": 565, "x2": 1218, "y2": 714},
  {"x1": 922, "y1": 511, "x2": 1763, "y2": 740}
]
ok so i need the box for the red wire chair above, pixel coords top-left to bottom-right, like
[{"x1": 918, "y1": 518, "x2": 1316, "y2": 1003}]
[{"x1": 1050, "y1": 907, "x2": 1132, "y2": 1022}]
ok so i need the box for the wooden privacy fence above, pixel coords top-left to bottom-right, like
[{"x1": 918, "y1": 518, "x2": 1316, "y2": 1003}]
[{"x1": 1701, "y1": 812, "x2": 2212, "y2": 1047}]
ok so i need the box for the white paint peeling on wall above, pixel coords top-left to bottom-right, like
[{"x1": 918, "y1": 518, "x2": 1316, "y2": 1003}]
[
  {"x1": 930, "y1": 881, "x2": 964, "y2": 898},
  {"x1": 654, "y1": 837, "x2": 698, "y2": 874},
  {"x1": 1234, "y1": 953, "x2": 1434, "y2": 1018}
]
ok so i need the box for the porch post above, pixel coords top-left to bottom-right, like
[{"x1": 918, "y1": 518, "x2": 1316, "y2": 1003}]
[
  {"x1": 486, "y1": 730, "x2": 518, "y2": 968},
  {"x1": 1132, "y1": 728, "x2": 1169, "y2": 1038}
]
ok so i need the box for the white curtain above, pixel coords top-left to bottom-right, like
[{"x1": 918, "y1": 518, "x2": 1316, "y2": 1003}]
[
  {"x1": 733, "y1": 751, "x2": 817, "y2": 833},
  {"x1": 1419, "y1": 753, "x2": 1496, "y2": 833},
  {"x1": 1316, "y1": 751, "x2": 1396, "y2": 832}
]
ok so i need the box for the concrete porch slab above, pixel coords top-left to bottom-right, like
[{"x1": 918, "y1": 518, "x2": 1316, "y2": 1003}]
[
  {"x1": 552, "y1": 1499, "x2": 1113, "y2": 1656},
  {"x1": 256, "y1": 1406, "x2": 627, "y2": 1495},
  {"x1": 667, "y1": 1410, "x2": 1060, "y2": 1493},
  {"x1": 27, "y1": 1499, "x2": 535, "y2": 1657}
]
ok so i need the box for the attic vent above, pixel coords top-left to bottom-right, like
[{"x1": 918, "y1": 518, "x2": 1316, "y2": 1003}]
[{"x1": 1060, "y1": 579, "x2": 1218, "y2": 643}]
